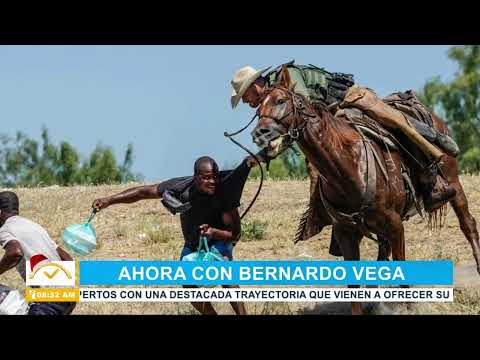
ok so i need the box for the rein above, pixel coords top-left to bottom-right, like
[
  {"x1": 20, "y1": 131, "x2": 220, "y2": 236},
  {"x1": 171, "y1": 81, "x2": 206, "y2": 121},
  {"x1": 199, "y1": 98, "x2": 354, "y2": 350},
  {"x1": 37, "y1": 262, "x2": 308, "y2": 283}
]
[
  {"x1": 223, "y1": 87, "x2": 316, "y2": 219},
  {"x1": 224, "y1": 113, "x2": 265, "y2": 220}
]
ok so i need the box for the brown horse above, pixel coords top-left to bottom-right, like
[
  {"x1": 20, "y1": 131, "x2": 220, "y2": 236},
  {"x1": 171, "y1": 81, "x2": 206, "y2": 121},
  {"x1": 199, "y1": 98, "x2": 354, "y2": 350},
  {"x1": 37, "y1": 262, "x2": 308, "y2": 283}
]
[
  {"x1": 298, "y1": 162, "x2": 393, "y2": 261},
  {"x1": 251, "y1": 66, "x2": 480, "y2": 314}
]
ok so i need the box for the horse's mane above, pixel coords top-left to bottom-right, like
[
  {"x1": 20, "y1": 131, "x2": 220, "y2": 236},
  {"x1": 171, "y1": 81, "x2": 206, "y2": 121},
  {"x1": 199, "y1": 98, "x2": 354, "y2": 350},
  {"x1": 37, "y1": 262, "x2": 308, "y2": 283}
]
[
  {"x1": 303, "y1": 97, "x2": 359, "y2": 152},
  {"x1": 265, "y1": 85, "x2": 359, "y2": 153}
]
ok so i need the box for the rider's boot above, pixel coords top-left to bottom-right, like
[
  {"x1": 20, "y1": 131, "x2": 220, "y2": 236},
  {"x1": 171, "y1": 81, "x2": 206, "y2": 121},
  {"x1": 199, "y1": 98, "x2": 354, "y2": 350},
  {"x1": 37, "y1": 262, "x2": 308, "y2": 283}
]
[{"x1": 433, "y1": 132, "x2": 460, "y2": 158}]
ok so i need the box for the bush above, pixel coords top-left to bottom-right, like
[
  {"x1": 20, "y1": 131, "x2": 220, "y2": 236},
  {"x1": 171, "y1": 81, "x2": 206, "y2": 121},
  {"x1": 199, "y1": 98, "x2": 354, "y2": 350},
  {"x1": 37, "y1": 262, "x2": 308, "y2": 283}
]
[
  {"x1": 144, "y1": 224, "x2": 176, "y2": 244},
  {"x1": 241, "y1": 219, "x2": 268, "y2": 241}
]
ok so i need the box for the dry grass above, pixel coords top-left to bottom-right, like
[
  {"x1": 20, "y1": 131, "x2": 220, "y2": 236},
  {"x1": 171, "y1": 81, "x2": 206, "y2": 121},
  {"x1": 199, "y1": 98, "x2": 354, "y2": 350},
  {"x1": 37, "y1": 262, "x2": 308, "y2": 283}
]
[{"x1": 1, "y1": 175, "x2": 480, "y2": 315}]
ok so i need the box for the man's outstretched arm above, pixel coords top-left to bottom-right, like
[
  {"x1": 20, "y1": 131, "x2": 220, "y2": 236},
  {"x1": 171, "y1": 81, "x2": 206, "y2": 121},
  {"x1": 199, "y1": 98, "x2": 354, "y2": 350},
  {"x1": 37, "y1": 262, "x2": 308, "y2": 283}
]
[{"x1": 92, "y1": 184, "x2": 160, "y2": 211}]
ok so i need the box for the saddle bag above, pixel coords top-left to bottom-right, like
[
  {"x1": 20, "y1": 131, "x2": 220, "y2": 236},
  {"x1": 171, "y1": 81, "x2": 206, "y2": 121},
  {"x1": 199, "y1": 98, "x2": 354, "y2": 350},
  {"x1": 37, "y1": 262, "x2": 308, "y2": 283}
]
[
  {"x1": 383, "y1": 90, "x2": 434, "y2": 127},
  {"x1": 265, "y1": 61, "x2": 355, "y2": 106},
  {"x1": 340, "y1": 85, "x2": 444, "y2": 161}
]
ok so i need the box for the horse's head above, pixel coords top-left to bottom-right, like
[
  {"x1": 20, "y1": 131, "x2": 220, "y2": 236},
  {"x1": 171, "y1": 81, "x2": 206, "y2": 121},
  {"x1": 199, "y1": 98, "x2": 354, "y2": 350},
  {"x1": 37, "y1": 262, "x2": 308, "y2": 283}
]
[{"x1": 251, "y1": 65, "x2": 307, "y2": 158}]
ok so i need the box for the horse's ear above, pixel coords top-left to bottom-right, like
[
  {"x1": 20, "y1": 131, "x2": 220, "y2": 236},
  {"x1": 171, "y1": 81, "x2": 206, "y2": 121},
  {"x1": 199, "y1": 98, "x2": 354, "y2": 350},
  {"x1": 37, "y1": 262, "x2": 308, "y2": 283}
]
[{"x1": 277, "y1": 64, "x2": 292, "y2": 89}]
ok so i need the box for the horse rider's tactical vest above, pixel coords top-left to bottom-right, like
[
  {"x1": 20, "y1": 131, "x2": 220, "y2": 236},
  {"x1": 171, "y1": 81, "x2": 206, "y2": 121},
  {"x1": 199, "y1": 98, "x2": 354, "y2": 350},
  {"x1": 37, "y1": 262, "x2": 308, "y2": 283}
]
[{"x1": 265, "y1": 60, "x2": 355, "y2": 106}]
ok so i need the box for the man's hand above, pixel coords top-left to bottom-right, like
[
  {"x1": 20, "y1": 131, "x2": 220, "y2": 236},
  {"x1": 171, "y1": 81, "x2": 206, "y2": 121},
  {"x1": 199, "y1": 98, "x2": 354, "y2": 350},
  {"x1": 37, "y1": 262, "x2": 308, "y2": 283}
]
[
  {"x1": 246, "y1": 153, "x2": 265, "y2": 168},
  {"x1": 246, "y1": 148, "x2": 269, "y2": 168},
  {"x1": 199, "y1": 224, "x2": 215, "y2": 239},
  {"x1": 92, "y1": 198, "x2": 111, "y2": 212},
  {"x1": 199, "y1": 208, "x2": 241, "y2": 243}
]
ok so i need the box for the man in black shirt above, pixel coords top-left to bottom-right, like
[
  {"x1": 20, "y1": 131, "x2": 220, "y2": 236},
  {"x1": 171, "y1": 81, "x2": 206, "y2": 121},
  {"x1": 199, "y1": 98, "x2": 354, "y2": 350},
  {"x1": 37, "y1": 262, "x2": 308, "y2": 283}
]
[{"x1": 92, "y1": 154, "x2": 263, "y2": 315}]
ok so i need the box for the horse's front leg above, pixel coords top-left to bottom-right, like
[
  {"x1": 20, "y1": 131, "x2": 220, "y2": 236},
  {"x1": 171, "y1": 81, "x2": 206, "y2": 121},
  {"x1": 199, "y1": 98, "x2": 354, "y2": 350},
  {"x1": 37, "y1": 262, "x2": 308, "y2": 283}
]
[{"x1": 333, "y1": 224, "x2": 364, "y2": 315}]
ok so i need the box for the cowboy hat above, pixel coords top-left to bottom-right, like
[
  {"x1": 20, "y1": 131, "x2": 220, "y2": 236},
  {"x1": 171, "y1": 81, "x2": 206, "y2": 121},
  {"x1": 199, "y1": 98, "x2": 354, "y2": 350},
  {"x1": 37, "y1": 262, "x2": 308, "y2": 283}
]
[{"x1": 231, "y1": 65, "x2": 271, "y2": 109}]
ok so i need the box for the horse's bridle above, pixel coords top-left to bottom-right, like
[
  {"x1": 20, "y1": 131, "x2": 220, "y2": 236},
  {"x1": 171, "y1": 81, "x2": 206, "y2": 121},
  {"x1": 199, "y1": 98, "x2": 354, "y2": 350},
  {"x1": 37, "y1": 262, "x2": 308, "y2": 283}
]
[
  {"x1": 223, "y1": 86, "x2": 316, "y2": 220},
  {"x1": 256, "y1": 86, "x2": 317, "y2": 147}
]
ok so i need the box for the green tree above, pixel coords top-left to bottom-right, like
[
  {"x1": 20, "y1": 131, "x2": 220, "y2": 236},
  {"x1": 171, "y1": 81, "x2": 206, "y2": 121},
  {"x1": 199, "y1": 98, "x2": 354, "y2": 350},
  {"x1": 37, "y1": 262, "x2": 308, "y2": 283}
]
[
  {"x1": 279, "y1": 145, "x2": 308, "y2": 178},
  {"x1": 419, "y1": 45, "x2": 480, "y2": 173},
  {"x1": 119, "y1": 143, "x2": 137, "y2": 182},
  {"x1": 79, "y1": 145, "x2": 122, "y2": 185},
  {"x1": 249, "y1": 145, "x2": 308, "y2": 180},
  {"x1": 58, "y1": 142, "x2": 80, "y2": 185},
  {"x1": 0, "y1": 132, "x2": 41, "y2": 186},
  {"x1": 29, "y1": 127, "x2": 60, "y2": 186},
  {"x1": 0, "y1": 127, "x2": 142, "y2": 187}
]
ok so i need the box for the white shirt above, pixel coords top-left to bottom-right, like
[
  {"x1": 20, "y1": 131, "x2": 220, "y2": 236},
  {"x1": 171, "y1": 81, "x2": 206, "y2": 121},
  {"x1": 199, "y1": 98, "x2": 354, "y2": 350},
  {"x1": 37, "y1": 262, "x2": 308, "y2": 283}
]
[{"x1": 0, "y1": 216, "x2": 60, "y2": 281}]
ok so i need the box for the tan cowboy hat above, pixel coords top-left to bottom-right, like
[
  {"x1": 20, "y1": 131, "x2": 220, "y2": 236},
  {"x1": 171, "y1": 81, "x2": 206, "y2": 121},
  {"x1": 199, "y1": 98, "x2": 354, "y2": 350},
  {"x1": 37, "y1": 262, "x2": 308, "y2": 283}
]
[{"x1": 231, "y1": 65, "x2": 271, "y2": 109}]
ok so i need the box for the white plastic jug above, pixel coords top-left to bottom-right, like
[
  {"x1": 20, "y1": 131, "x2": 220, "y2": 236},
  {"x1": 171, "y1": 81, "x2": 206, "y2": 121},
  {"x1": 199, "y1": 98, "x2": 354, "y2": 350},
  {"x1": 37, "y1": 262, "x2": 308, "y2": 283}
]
[
  {"x1": 0, "y1": 285, "x2": 29, "y2": 315},
  {"x1": 63, "y1": 210, "x2": 97, "y2": 256}
]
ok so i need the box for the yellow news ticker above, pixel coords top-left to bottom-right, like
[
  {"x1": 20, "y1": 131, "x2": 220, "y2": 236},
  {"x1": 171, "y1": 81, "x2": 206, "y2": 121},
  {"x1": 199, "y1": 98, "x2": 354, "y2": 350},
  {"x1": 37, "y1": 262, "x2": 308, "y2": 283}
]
[{"x1": 25, "y1": 288, "x2": 80, "y2": 302}]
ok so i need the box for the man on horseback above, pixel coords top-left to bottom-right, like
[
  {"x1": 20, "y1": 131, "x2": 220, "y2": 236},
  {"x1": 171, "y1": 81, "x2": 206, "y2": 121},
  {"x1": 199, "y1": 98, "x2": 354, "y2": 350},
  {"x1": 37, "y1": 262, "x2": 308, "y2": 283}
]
[{"x1": 230, "y1": 61, "x2": 460, "y2": 223}]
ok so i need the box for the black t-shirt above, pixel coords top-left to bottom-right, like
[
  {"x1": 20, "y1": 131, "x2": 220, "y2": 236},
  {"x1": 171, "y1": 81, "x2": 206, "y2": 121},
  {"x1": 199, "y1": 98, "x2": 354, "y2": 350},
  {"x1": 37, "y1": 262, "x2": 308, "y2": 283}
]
[{"x1": 157, "y1": 159, "x2": 251, "y2": 249}]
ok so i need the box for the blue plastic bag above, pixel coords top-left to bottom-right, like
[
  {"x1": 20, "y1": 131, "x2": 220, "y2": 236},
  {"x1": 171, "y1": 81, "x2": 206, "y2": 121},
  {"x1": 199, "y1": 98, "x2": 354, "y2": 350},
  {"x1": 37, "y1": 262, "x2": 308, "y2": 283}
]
[
  {"x1": 182, "y1": 236, "x2": 224, "y2": 288},
  {"x1": 63, "y1": 210, "x2": 97, "y2": 256},
  {"x1": 182, "y1": 235, "x2": 225, "y2": 262}
]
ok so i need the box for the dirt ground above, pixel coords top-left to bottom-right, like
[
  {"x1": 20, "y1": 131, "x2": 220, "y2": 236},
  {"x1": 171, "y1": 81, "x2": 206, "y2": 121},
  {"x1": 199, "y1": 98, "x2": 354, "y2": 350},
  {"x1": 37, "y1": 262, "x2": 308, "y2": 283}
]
[{"x1": 2, "y1": 175, "x2": 479, "y2": 315}]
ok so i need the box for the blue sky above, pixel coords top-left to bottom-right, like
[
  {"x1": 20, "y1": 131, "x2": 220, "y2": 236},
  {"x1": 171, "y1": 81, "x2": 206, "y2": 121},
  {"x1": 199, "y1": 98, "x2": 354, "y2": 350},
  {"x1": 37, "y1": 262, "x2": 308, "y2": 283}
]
[{"x1": 0, "y1": 45, "x2": 457, "y2": 182}]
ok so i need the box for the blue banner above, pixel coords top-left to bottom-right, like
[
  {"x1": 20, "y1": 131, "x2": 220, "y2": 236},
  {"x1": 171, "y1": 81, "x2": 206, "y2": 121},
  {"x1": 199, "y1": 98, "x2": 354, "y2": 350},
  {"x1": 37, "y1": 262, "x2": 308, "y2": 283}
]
[{"x1": 78, "y1": 260, "x2": 454, "y2": 286}]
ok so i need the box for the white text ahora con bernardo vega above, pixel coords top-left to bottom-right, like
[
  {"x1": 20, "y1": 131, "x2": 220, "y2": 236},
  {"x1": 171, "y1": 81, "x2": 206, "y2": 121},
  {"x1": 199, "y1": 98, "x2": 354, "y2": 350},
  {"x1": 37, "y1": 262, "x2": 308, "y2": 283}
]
[{"x1": 117, "y1": 265, "x2": 405, "y2": 282}]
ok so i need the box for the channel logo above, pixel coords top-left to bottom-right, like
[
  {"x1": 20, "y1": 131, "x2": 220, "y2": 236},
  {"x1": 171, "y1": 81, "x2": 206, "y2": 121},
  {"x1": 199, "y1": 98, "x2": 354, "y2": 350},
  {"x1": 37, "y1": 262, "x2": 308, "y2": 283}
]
[{"x1": 26, "y1": 256, "x2": 76, "y2": 287}]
